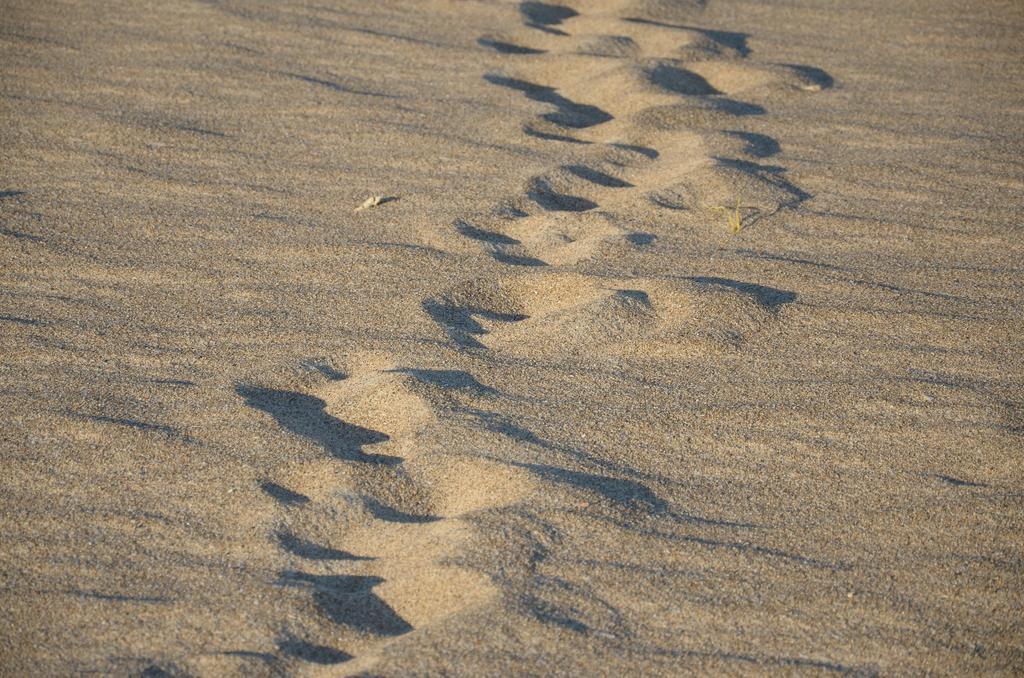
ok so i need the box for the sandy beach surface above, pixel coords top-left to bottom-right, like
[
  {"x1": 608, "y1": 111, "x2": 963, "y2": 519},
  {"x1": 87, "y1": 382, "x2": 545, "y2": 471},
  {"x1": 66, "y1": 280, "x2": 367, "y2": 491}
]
[{"x1": 2, "y1": 0, "x2": 1022, "y2": 674}]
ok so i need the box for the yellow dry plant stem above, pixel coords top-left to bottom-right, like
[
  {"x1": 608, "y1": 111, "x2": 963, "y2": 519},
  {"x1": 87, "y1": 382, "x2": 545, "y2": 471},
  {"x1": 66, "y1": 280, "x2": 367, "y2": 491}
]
[{"x1": 709, "y1": 197, "x2": 745, "y2": 233}]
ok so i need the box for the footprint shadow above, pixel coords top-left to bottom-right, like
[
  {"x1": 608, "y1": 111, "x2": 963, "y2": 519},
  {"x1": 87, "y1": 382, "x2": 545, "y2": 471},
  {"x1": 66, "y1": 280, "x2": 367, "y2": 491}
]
[
  {"x1": 362, "y1": 496, "x2": 442, "y2": 524},
  {"x1": 455, "y1": 219, "x2": 548, "y2": 266},
  {"x1": 390, "y1": 367, "x2": 498, "y2": 394},
  {"x1": 299, "y1": 358, "x2": 346, "y2": 380},
  {"x1": 714, "y1": 156, "x2": 811, "y2": 203},
  {"x1": 564, "y1": 164, "x2": 633, "y2": 188},
  {"x1": 455, "y1": 219, "x2": 518, "y2": 246},
  {"x1": 237, "y1": 385, "x2": 400, "y2": 465},
  {"x1": 278, "y1": 571, "x2": 413, "y2": 636},
  {"x1": 689, "y1": 276, "x2": 797, "y2": 310},
  {"x1": 520, "y1": 1, "x2": 578, "y2": 35},
  {"x1": 643, "y1": 65, "x2": 765, "y2": 115},
  {"x1": 527, "y1": 177, "x2": 598, "y2": 212},
  {"x1": 932, "y1": 474, "x2": 987, "y2": 488},
  {"x1": 260, "y1": 481, "x2": 310, "y2": 506},
  {"x1": 478, "y1": 37, "x2": 546, "y2": 55},
  {"x1": 485, "y1": 75, "x2": 613, "y2": 129},
  {"x1": 422, "y1": 299, "x2": 527, "y2": 349},
  {"x1": 493, "y1": 251, "x2": 548, "y2": 267},
  {"x1": 277, "y1": 637, "x2": 352, "y2": 665},
  {"x1": 724, "y1": 130, "x2": 780, "y2": 158},
  {"x1": 648, "y1": 64, "x2": 720, "y2": 96},
  {"x1": 709, "y1": 98, "x2": 765, "y2": 116},
  {"x1": 518, "y1": 462, "x2": 668, "y2": 513},
  {"x1": 276, "y1": 531, "x2": 374, "y2": 561},
  {"x1": 780, "y1": 63, "x2": 834, "y2": 89},
  {"x1": 626, "y1": 232, "x2": 656, "y2": 246},
  {"x1": 623, "y1": 17, "x2": 751, "y2": 57},
  {"x1": 523, "y1": 125, "x2": 591, "y2": 144}
]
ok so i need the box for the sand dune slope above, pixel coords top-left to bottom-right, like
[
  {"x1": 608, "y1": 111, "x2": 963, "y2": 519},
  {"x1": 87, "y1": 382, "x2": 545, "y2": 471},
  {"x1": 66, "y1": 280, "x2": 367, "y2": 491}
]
[{"x1": 1, "y1": 0, "x2": 1022, "y2": 675}]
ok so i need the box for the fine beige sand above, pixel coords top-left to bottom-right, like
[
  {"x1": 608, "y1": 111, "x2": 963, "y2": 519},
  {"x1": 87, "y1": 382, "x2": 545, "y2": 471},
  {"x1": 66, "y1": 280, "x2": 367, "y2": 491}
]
[{"x1": 2, "y1": 0, "x2": 1022, "y2": 674}]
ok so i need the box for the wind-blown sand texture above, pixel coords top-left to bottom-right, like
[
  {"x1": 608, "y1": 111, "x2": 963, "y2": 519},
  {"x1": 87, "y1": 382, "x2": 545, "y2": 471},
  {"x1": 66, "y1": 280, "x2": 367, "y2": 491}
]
[{"x1": 1, "y1": 0, "x2": 1022, "y2": 674}]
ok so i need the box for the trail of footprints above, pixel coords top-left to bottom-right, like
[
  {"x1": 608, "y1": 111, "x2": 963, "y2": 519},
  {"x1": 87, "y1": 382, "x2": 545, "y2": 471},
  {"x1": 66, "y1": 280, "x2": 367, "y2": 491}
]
[
  {"x1": 241, "y1": 359, "x2": 540, "y2": 671},
  {"x1": 453, "y1": 0, "x2": 829, "y2": 269},
  {"x1": 238, "y1": 1, "x2": 831, "y2": 670}
]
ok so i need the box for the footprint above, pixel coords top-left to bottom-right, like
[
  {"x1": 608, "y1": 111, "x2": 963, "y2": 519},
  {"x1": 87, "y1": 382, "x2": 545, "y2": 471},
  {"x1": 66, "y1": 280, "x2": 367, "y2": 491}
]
[
  {"x1": 484, "y1": 75, "x2": 613, "y2": 129},
  {"x1": 489, "y1": 284, "x2": 657, "y2": 354},
  {"x1": 359, "y1": 496, "x2": 442, "y2": 525},
  {"x1": 522, "y1": 123, "x2": 590, "y2": 144},
  {"x1": 423, "y1": 273, "x2": 645, "y2": 354},
  {"x1": 575, "y1": 34, "x2": 640, "y2": 58},
  {"x1": 527, "y1": 177, "x2": 598, "y2": 212},
  {"x1": 275, "y1": 530, "x2": 373, "y2": 561},
  {"x1": 626, "y1": 232, "x2": 656, "y2": 246},
  {"x1": 624, "y1": 0, "x2": 708, "y2": 24},
  {"x1": 723, "y1": 130, "x2": 780, "y2": 158},
  {"x1": 778, "y1": 63, "x2": 834, "y2": 91},
  {"x1": 455, "y1": 219, "x2": 518, "y2": 246},
  {"x1": 454, "y1": 218, "x2": 548, "y2": 267},
  {"x1": 236, "y1": 385, "x2": 400, "y2": 465},
  {"x1": 647, "y1": 155, "x2": 810, "y2": 224},
  {"x1": 608, "y1": 142, "x2": 659, "y2": 160},
  {"x1": 419, "y1": 454, "x2": 537, "y2": 515},
  {"x1": 622, "y1": 17, "x2": 748, "y2": 57},
  {"x1": 422, "y1": 297, "x2": 528, "y2": 349},
  {"x1": 686, "y1": 60, "x2": 835, "y2": 95},
  {"x1": 277, "y1": 571, "x2": 414, "y2": 636},
  {"x1": 543, "y1": 57, "x2": 765, "y2": 128},
  {"x1": 513, "y1": 461, "x2": 668, "y2": 513},
  {"x1": 569, "y1": 20, "x2": 746, "y2": 62},
  {"x1": 250, "y1": 359, "x2": 532, "y2": 670},
  {"x1": 563, "y1": 164, "x2": 633, "y2": 188},
  {"x1": 260, "y1": 481, "x2": 310, "y2": 506},
  {"x1": 478, "y1": 36, "x2": 546, "y2": 55},
  {"x1": 298, "y1": 358, "x2": 345, "y2": 380},
  {"x1": 646, "y1": 62, "x2": 720, "y2": 95},
  {"x1": 425, "y1": 272, "x2": 797, "y2": 356},
  {"x1": 690, "y1": 276, "x2": 796, "y2": 308},
  {"x1": 674, "y1": 276, "x2": 798, "y2": 350},
  {"x1": 520, "y1": 1, "x2": 578, "y2": 35},
  {"x1": 505, "y1": 210, "x2": 634, "y2": 266},
  {"x1": 277, "y1": 637, "x2": 352, "y2": 665},
  {"x1": 258, "y1": 6, "x2": 833, "y2": 670},
  {"x1": 492, "y1": 251, "x2": 548, "y2": 267},
  {"x1": 390, "y1": 368, "x2": 498, "y2": 395}
]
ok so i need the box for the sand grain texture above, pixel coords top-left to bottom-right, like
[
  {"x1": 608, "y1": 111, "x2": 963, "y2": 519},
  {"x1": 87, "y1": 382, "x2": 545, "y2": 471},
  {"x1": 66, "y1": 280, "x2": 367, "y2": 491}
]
[{"x1": 1, "y1": 0, "x2": 1022, "y2": 675}]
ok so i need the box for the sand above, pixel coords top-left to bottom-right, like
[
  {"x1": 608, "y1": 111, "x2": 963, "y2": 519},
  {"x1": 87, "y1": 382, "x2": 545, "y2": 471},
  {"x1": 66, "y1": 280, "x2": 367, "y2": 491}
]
[{"x1": 1, "y1": 0, "x2": 1022, "y2": 674}]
